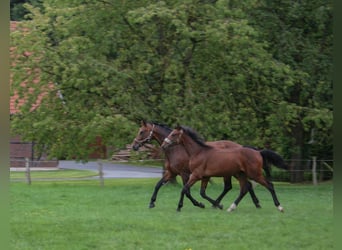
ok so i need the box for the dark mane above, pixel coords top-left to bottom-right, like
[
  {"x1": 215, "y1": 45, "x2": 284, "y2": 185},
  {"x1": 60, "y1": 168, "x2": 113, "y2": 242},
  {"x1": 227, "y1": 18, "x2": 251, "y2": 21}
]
[
  {"x1": 180, "y1": 126, "x2": 213, "y2": 148},
  {"x1": 148, "y1": 121, "x2": 172, "y2": 133}
]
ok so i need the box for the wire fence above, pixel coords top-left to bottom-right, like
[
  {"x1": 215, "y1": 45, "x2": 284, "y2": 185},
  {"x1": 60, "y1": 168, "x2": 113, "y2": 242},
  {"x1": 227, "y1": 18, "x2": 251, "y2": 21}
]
[
  {"x1": 9, "y1": 157, "x2": 333, "y2": 185},
  {"x1": 276, "y1": 159, "x2": 333, "y2": 183},
  {"x1": 10, "y1": 157, "x2": 59, "y2": 168}
]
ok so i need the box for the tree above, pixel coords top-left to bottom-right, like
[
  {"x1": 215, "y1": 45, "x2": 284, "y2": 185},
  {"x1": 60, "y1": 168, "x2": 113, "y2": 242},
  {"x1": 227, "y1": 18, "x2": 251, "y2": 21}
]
[
  {"x1": 243, "y1": 0, "x2": 333, "y2": 181},
  {"x1": 11, "y1": 0, "x2": 332, "y2": 180},
  {"x1": 10, "y1": 0, "x2": 43, "y2": 20},
  {"x1": 122, "y1": 0, "x2": 303, "y2": 150},
  {"x1": 11, "y1": 0, "x2": 142, "y2": 160}
]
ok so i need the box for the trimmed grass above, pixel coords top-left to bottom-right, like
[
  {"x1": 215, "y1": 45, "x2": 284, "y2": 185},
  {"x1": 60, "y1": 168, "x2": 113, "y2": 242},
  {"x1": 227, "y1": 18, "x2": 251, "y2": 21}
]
[
  {"x1": 10, "y1": 178, "x2": 333, "y2": 250},
  {"x1": 108, "y1": 159, "x2": 165, "y2": 168},
  {"x1": 10, "y1": 169, "x2": 98, "y2": 180}
]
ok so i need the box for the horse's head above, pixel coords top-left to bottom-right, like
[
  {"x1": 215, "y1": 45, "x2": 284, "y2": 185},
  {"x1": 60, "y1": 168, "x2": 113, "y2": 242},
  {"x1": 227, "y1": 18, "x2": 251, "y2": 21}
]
[
  {"x1": 161, "y1": 126, "x2": 183, "y2": 149},
  {"x1": 132, "y1": 121, "x2": 155, "y2": 151}
]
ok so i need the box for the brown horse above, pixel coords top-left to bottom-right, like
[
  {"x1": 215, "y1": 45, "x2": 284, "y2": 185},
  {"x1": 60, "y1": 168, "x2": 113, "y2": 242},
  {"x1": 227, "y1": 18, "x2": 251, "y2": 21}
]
[
  {"x1": 132, "y1": 121, "x2": 261, "y2": 210},
  {"x1": 161, "y1": 125, "x2": 287, "y2": 212}
]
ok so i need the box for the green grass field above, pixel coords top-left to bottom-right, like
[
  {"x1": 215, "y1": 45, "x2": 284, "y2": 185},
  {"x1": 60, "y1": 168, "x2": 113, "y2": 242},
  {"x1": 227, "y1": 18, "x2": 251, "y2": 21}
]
[
  {"x1": 10, "y1": 169, "x2": 98, "y2": 180},
  {"x1": 10, "y1": 175, "x2": 333, "y2": 250}
]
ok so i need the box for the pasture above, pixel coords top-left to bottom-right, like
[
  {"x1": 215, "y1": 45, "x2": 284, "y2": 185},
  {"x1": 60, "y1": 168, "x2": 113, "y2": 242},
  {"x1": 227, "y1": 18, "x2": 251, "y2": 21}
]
[{"x1": 10, "y1": 175, "x2": 333, "y2": 250}]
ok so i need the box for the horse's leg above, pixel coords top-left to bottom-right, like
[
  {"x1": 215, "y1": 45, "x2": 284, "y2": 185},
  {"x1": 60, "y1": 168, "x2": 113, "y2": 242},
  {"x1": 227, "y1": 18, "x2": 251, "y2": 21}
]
[
  {"x1": 149, "y1": 177, "x2": 169, "y2": 208},
  {"x1": 227, "y1": 176, "x2": 250, "y2": 212},
  {"x1": 211, "y1": 176, "x2": 233, "y2": 209},
  {"x1": 181, "y1": 174, "x2": 205, "y2": 208},
  {"x1": 246, "y1": 180, "x2": 261, "y2": 208},
  {"x1": 255, "y1": 175, "x2": 284, "y2": 212},
  {"x1": 199, "y1": 177, "x2": 224, "y2": 209},
  {"x1": 177, "y1": 174, "x2": 203, "y2": 212},
  {"x1": 149, "y1": 167, "x2": 175, "y2": 208},
  {"x1": 262, "y1": 156, "x2": 272, "y2": 180},
  {"x1": 229, "y1": 176, "x2": 261, "y2": 212}
]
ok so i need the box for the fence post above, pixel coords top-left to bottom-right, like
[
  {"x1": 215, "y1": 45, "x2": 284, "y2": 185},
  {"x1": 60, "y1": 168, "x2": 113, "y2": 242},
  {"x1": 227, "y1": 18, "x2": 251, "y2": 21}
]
[
  {"x1": 98, "y1": 160, "x2": 104, "y2": 187},
  {"x1": 312, "y1": 156, "x2": 317, "y2": 185},
  {"x1": 25, "y1": 157, "x2": 31, "y2": 185}
]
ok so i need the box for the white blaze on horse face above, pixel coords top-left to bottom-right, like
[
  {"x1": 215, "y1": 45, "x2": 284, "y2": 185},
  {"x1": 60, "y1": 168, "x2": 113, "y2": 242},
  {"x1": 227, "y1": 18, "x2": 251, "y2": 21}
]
[
  {"x1": 161, "y1": 137, "x2": 172, "y2": 149},
  {"x1": 164, "y1": 138, "x2": 171, "y2": 144}
]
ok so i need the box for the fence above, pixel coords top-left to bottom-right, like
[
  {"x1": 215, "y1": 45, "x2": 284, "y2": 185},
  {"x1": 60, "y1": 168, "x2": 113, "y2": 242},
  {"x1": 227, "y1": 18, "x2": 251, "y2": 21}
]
[
  {"x1": 10, "y1": 158, "x2": 333, "y2": 186},
  {"x1": 10, "y1": 140, "x2": 59, "y2": 168},
  {"x1": 270, "y1": 158, "x2": 333, "y2": 183},
  {"x1": 10, "y1": 158, "x2": 105, "y2": 185}
]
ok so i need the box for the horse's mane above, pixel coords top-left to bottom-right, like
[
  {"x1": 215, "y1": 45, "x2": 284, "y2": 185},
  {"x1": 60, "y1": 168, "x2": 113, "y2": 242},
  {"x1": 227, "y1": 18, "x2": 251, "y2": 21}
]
[
  {"x1": 180, "y1": 125, "x2": 212, "y2": 148},
  {"x1": 147, "y1": 121, "x2": 172, "y2": 133}
]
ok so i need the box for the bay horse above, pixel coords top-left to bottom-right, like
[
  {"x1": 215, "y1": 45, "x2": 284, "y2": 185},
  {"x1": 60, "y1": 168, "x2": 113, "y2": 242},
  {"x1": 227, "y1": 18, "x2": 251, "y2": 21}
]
[
  {"x1": 161, "y1": 125, "x2": 287, "y2": 212},
  {"x1": 132, "y1": 121, "x2": 261, "y2": 210}
]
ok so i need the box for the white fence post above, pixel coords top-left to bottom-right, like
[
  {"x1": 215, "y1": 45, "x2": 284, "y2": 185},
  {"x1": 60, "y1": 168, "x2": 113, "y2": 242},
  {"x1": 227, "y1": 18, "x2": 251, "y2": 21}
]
[{"x1": 25, "y1": 157, "x2": 31, "y2": 185}]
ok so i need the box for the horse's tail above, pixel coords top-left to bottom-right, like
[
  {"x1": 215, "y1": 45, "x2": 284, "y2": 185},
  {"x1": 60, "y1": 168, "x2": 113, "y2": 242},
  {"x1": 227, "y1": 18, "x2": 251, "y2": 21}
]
[
  {"x1": 260, "y1": 149, "x2": 288, "y2": 176},
  {"x1": 243, "y1": 146, "x2": 287, "y2": 178}
]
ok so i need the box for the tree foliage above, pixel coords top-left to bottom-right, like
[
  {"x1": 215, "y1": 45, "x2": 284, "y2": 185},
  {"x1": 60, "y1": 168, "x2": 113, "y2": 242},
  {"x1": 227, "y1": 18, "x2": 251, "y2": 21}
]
[
  {"x1": 11, "y1": 0, "x2": 332, "y2": 172},
  {"x1": 10, "y1": 0, "x2": 43, "y2": 20},
  {"x1": 242, "y1": 0, "x2": 332, "y2": 180}
]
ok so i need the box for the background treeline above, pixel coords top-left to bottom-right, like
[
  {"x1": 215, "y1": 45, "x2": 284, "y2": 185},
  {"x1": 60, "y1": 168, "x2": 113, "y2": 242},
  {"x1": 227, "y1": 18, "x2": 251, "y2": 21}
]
[{"x1": 10, "y1": 0, "x2": 333, "y2": 182}]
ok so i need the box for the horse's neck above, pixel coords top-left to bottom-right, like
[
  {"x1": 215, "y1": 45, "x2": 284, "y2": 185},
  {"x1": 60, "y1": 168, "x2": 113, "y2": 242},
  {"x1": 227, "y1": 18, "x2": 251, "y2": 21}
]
[
  {"x1": 181, "y1": 135, "x2": 205, "y2": 156},
  {"x1": 152, "y1": 126, "x2": 170, "y2": 146}
]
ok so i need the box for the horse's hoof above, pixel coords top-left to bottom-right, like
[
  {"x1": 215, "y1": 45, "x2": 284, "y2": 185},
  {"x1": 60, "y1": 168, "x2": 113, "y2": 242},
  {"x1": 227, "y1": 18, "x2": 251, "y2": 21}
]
[
  {"x1": 198, "y1": 203, "x2": 205, "y2": 208},
  {"x1": 149, "y1": 203, "x2": 155, "y2": 209},
  {"x1": 277, "y1": 205, "x2": 284, "y2": 212},
  {"x1": 176, "y1": 208, "x2": 182, "y2": 212},
  {"x1": 227, "y1": 203, "x2": 237, "y2": 212},
  {"x1": 212, "y1": 204, "x2": 223, "y2": 209},
  {"x1": 256, "y1": 204, "x2": 261, "y2": 208}
]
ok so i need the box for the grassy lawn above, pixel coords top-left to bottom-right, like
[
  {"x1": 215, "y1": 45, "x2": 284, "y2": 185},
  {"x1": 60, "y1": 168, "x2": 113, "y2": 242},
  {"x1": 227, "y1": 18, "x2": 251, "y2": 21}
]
[
  {"x1": 10, "y1": 178, "x2": 333, "y2": 250},
  {"x1": 10, "y1": 169, "x2": 98, "y2": 180},
  {"x1": 107, "y1": 159, "x2": 165, "y2": 168}
]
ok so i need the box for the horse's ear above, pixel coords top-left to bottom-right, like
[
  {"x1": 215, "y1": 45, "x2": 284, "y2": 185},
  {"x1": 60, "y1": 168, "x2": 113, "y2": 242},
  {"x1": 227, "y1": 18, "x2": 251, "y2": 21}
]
[
  {"x1": 141, "y1": 120, "x2": 147, "y2": 126},
  {"x1": 175, "y1": 123, "x2": 181, "y2": 129}
]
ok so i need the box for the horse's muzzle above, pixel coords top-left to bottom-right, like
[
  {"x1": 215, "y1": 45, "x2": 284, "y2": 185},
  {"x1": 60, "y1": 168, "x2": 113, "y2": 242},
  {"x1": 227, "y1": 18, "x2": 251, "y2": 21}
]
[
  {"x1": 161, "y1": 138, "x2": 172, "y2": 149},
  {"x1": 132, "y1": 144, "x2": 140, "y2": 151}
]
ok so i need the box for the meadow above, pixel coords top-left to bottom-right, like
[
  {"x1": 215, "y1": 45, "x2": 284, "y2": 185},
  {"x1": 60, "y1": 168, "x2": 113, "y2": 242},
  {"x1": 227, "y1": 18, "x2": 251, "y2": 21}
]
[{"x1": 10, "y1": 173, "x2": 333, "y2": 250}]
